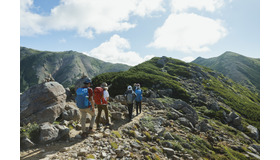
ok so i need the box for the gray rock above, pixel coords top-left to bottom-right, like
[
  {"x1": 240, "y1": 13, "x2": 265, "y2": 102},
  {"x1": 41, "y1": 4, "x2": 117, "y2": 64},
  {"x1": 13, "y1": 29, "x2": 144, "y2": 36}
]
[
  {"x1": 103, "y1": 129, "x2": 111, "y2": 137},
  {"x1": 158, "y1": 89, "x2": 173, "y2": 97},
  {"x1": 111, "y1": 112, "x2": 123, "y2": 120},
  {"x1": 20, "y1": 82, "x2": 66, "y2": 125},
  {"x1": 39, "y1": 122, "x2": 59, "y2": 144},
  {"x1": 164, "y1": 99, "x2": 198, "y2": 126},
  {"x1": 232, "y1": 116, "x2": 242, "y2": 127},
  {"x1": 248, "y1": 146, "x2": 258, "y2": 154},
  {"x1": 114, "y1": 95, "x2": 126, "y2": 105},
  {"x1": 164, "y1": 132, "x2": 175, "y2": 140},
  {"x1": 157, "y1": 56, "x2": 168, "y2": 67},
  {"x1": 167, "y1": 111, "x2": 179, "y2": 120},
  {"x1": 251, "y1": 144, "x2": 260, "y2": 153},
  {"x1": 172, "y1": 155, "x2": 181, "y2": 160},
  {"x1": 246, "y1": 151, "x2": 260, "y2": 159},
  {"x1": 162, "y1": 141, "x2": 173, "y2": 148},
  {"x1": 93, "y1": 133, "x2": 103, "y2": 140},
  {"x1": 162, "y1": 147, "x2": 175, "y2": 157},
  {"x1": 207, "y1": 101, "x2": 220, "y2": 111},
  {"x1": 115, "y1": 148, "x2": 125, "y2": 158},
  {"x1": 196, "y1": 120, "x2": 211, "y2": 132},
  {"x1": 54, "y1": 124, "x2": 70, "y2": 140},
  {"x1": 20, "y1": 137, "x2": 35, "y2": 149},
  {"x1": 75, "y1": 134, "x2": 82, "y2": 139},
  {"x1": 101, "y1": 151, "x2": 107, "y2": 158},
  {"x1": 78, "y1": 148, "x2": 88, "y2": 156},
  {"x1": 65, "y1": 88, "x2": 73, "y2": 101},
  {"x1": 247, "y1": 125, "x2": 259, "y2": 140},
  {"x1": 178, "y1": 117, "x2": 192, "y2": 128},
  {"x1": 229, "y1": 112, "x2": 239, "y2": 120},
  {"x1": 130, "y1": 141, "x2": 141, "y2": 149}
]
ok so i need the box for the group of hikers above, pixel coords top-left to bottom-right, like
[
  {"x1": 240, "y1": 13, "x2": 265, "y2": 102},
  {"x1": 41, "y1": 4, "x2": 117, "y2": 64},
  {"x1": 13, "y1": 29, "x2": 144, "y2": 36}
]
[{"x1": 75, "y1": 78, "x2": 143, "y2": 137}]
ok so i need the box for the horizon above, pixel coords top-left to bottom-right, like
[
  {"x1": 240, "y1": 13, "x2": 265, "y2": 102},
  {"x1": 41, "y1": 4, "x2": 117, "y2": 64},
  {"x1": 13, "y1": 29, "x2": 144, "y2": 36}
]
[{"x1": 20, "y1": 0, "x2": 260, "y2": 66}]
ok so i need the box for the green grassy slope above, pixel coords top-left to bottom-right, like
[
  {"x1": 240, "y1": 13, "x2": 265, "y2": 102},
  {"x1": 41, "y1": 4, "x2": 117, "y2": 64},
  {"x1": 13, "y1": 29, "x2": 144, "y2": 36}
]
[
  {"x1": 192, "y1": 51, "x2": 260, "y2": 93},
  {"x1": 92, "y1": 56, "x2": 260, "y2": 129}
]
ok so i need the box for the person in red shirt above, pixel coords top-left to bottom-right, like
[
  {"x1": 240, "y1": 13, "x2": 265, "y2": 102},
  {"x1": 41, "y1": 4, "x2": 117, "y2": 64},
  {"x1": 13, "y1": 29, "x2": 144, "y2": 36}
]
[{"x1": 79, "y1": 79, "x2": 95, "y2": 137}]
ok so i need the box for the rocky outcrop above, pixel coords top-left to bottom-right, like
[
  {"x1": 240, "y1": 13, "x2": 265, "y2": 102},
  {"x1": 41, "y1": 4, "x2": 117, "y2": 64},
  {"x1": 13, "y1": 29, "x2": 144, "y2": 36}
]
[
  {"x1": 61, "y1": 103, "x2": 81, "y2": 121},
  {"x1": 247, "y1": 125, "x2": 259, "y2": 140},
  {"x1": 163, "y1": 99, "x2": 198, "y2": 126},
  {"x1": 20, "y1": 82, "x2": 66, "y2": 125},
  {"x1": 39, "y1": 122, "x2": 69, "y2": 144}
]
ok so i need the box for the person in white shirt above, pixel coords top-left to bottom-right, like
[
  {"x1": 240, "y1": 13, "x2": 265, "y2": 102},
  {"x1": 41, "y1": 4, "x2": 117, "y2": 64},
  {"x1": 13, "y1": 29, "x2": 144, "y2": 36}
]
[{"x1": 103, "y1": 86, "x2": 109, "y2": 104}]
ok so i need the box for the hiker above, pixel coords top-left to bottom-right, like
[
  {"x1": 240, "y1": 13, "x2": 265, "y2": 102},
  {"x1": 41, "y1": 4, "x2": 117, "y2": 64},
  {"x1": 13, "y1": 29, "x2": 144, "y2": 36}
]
[
  {"x1": 75, "y1": 78, "x2": 95, "y2": 138},
  {"x1": 135, "y1": 83, "x2": 143, "y2": 115},
  {"x1": 95, "y1": 82, "x2": 110, "y2": 129},
  {"x1": 133, "y1": 83, "x2": 137, "y2": 91},
  {"x1": 124, "y1": 85, "x2": 136, "y2": 121}
]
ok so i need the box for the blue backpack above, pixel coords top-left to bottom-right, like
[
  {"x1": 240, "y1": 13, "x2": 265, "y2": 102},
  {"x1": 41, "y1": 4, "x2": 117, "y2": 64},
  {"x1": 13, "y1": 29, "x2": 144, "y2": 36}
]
[
  {"x1": 76, "y1": 88, "x2": 91, "y2": 109},
  {"x1": 135, "y1": 89, "x2": 142, "y2": 102}
]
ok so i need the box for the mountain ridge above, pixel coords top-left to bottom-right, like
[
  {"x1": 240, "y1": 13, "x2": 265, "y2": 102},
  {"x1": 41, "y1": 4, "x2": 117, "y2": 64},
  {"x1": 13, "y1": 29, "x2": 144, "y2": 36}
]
[
  {"x1": 20, "y1": 47, "x2": 131, "y2": 92},
  {"x1": 192, "y1": 51, "x2": 260, "y2": 93}
]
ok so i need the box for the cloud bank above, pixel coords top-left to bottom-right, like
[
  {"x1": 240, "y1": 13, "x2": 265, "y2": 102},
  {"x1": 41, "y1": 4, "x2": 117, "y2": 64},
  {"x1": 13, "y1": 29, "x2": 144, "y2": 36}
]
[
  {"x1": 88, "y1": 35, "x2": 154, "y2": 66},
  {"x1": 148, "y1": 13, "x2": 227, "y2": 53},
  {"x1": 21, "y1": 0, "x2": 165, "y2": 38}
]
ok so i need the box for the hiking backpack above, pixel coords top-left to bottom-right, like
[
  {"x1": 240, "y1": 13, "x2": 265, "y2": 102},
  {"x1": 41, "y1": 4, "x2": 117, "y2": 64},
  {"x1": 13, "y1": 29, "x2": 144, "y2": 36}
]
[
  {"x1": 126, "y1": 92, "x2": 134, "y2": 104},
  {"x1": 76, "y1": 88, "x2": 91, "y2": 109},
  {"x1": 94, "y1": 87, "x2": 104, "y2": 105},
  {"x1": 135, "y1": 89, "x2": 142, "y2": 102}
]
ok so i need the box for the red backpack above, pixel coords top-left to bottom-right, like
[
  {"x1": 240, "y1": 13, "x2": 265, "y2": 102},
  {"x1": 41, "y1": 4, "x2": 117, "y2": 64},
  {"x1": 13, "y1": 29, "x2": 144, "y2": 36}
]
[{"x1": 94, "y1": 87, "x2": 104, "y2": 105}]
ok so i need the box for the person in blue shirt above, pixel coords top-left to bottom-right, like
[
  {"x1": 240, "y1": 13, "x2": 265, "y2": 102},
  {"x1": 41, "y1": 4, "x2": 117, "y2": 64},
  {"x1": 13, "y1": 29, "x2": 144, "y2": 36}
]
[{"x1": 134, "y1": 83, "x2": 143, "y2": 116}]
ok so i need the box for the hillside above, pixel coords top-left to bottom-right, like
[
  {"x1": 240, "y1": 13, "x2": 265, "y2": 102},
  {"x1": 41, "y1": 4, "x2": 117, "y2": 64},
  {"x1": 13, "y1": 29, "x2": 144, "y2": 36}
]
[
  {"x1": 92, "y1": 56, "x2": 260, "y2": 129},
  {"x1": 20, "y1": 47, "x2": 131, "y2": 92},
  {"x1": 192, "y1": 51, "x2": 260, "y2": 93}
]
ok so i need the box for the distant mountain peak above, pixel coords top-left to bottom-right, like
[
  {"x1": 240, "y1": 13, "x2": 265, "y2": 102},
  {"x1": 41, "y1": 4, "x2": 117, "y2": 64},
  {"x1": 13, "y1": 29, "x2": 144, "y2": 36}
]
[{"x1": 192, "y1": 51, "x2": 260, "y2": 93}]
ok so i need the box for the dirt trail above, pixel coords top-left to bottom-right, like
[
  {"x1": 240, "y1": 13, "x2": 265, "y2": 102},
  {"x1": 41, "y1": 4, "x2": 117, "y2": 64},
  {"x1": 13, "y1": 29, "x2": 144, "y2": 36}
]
[{"x1": 20, "y1": 105, "x2": 147, "y2": 160}]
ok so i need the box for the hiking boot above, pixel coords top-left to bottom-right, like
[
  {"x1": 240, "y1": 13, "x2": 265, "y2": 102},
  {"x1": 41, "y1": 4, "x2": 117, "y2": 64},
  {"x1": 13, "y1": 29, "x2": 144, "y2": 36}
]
[
  {"x1": 96, "y1": 125, "x2": 100, "y2": 130},
  {"x1": 88, "y1": 127, "x2": 94, "y2": 134}
]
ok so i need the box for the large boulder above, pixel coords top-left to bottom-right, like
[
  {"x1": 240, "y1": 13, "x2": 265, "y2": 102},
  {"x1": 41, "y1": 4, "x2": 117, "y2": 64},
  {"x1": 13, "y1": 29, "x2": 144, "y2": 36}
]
[
  {"x1": 115, "y1": 95, "x2": 127, "y2": 105},
  {"x1": 61, "y1": 103, "x2": 81, "y2": 121},
  {"x1": 247, "y1": 125, "x2": 259, "y2": 140},
  {"x1": 39, "y1": 122, "x2": 59, "y2": 144},
  {"x1": 163, "y1": 99, "x2": 198, "y2": 126},
  {"x1": 39, "y1": 122, "x2": 69, "y2": 144},
  {"x1": 20, "y1": 82, "x2": 67, "y2": 125}
]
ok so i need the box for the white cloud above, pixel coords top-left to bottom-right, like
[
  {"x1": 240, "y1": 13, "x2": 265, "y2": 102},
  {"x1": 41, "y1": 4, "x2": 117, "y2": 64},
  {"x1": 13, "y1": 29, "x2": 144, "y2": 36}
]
[
  {"x1": 182, "y1": 56, "x2": 195, "y2": 62},
  {"x1": 170, "y1": 0, "x2": 224, "y2": 13},
  {"x1": 148, "y1": 13, "x2": 227, "y2": 53},
  {"x1": 59, "y1": 38, "x2": 66, "y2": 43},
  {"x1": 20, "y1": 0, "x2": 165, "y2": 38},
  {"x1": 88, "y1": 35, "x2": 154, "y2": 66}
]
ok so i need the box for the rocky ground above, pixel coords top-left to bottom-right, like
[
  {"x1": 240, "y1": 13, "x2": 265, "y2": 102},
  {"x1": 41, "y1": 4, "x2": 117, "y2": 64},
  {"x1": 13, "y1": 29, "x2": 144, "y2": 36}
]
[{"x1": 20, "y1": 98, "x2": 260, "y2": 160}]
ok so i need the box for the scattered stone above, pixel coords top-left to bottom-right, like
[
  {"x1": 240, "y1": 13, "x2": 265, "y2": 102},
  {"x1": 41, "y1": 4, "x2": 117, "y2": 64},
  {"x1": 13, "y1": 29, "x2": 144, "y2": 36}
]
[
  {"x1": 162, "y1": 147, "x2": 175, "y2": 157},
  {"x1": 103, "y1": 129, "x2": 111, "y2": 137},
  {"x1": 164, "y1": 132, "x2": 175, "y2": 140},
  {"x1": 78, "y1": 149, "x2": 87, "y2": 157},
  {"x1": 251, "y1": 144, "x2": 260, "y2": 153},
  {"x1": 130, "y1": 141, "x2": 142, "y2": 149}
]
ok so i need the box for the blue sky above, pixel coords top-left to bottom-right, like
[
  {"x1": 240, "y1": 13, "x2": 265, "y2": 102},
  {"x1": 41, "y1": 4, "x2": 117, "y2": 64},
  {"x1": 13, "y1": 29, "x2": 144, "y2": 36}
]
[{"x1": 20, "y1": 0, "x2": 260, "y2": 66}]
